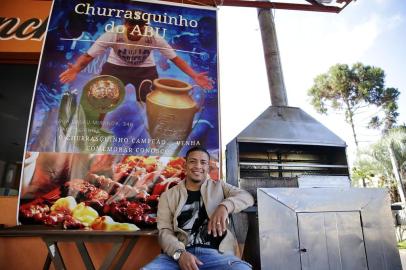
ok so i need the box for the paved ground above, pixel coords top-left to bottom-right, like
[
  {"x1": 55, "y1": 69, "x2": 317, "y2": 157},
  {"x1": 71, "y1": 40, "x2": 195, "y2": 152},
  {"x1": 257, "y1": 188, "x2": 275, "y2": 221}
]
[{"x1": 400, "y1": 249, "x2": 406, "y2": 269}]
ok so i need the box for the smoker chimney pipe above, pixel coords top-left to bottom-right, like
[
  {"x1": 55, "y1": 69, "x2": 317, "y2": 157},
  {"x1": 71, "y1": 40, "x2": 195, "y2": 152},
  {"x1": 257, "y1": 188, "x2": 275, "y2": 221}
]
[{"x1": 257, "y1": 8, "x2": 288, "y2": 106}]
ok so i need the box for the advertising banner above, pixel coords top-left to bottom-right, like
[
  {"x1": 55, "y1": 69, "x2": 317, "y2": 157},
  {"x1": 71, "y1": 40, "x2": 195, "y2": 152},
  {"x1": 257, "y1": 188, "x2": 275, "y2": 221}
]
[{"x1": 19, "y1": 0, "x2": 219, "y2": 231}]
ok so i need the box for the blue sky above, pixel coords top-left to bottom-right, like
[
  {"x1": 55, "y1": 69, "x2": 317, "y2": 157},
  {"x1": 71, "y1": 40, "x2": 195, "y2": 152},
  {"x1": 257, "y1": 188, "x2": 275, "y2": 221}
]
[{"x1": 218, "y1": 0, "x2": 406, "y2": 164}]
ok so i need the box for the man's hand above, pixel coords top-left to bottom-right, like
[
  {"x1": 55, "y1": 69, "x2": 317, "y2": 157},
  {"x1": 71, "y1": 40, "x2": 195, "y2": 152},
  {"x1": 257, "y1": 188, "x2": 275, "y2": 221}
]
[
  {"x1": 170, "y1": 56, "x2": 214, "y2": 90},
  {"x1": 59, "y1": 54, "x2": 94, "y2": 84},
  {"x1": 59, "y1": 63, "x2": 80, "y2": 84},
  {"x1": 178, "y1": 251, "x2": 203, "y2": 270},
  {"x1": 192, "y1": 72, "x2": 213, "y2": 90},
  {"x1": 208, "y1": 204, "x2": 228, "y2": 237}
]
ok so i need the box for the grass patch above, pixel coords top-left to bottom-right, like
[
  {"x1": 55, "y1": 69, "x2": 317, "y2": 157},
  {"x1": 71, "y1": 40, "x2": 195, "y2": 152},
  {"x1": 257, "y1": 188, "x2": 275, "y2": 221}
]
[{"x1": 398, "y1": 241, "x2": 406, "y2": 249}]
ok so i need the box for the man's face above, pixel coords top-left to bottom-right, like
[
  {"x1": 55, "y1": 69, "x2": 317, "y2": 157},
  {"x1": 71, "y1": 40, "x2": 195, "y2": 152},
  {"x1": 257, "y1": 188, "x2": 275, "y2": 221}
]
[
  {"x1": 125, "y1": 21, "x2": 146, "y2": 38},
  {"x1": 185, "y1": 150, "x2": 210, "y2": 184}
]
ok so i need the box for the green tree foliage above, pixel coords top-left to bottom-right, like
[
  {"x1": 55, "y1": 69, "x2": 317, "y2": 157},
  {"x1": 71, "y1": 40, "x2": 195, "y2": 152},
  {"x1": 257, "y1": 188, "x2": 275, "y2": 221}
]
[
  {"x1": 352, "y1": 126, "x2": 406, "y2": 201},
  {"x1": 308, "y1": 63, "x2": 400, "y2": 147}
]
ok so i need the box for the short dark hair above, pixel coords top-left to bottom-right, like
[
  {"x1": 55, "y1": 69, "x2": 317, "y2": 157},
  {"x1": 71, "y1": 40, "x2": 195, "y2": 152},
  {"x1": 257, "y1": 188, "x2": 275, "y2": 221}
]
[
  {"x1": 185, "y1": 146, "x2": 210, "y2": 161},
  {"x1": 125, "y1": 11, "x2": 147, "y2": 27}
]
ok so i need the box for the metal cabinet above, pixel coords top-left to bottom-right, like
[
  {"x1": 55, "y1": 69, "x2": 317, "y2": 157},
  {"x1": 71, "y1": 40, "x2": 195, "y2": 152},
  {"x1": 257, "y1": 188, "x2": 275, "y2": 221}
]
[
  {"x1": 298, "y1": 212, "x2": 368, "y2": 270},
  {"x1": 257, "y1": 188, "x2": 402, "y2": 270}
]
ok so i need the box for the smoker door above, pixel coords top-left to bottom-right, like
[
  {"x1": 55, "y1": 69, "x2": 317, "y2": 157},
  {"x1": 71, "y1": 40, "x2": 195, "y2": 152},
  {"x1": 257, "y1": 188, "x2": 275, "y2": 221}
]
[{"x1": 298, "y1": 211, "x2": 368, "y2": 270}]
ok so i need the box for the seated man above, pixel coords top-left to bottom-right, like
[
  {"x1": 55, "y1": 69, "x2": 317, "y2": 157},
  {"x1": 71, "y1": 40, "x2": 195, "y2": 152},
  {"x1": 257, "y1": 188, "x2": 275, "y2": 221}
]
[{"x1": 142, "y1": 146, "x2": 254, "y2": 270}]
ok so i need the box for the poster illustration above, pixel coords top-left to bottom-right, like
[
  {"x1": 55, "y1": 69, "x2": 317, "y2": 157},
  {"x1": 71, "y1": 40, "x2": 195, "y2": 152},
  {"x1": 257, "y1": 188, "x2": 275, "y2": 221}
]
[{"x1": 19, "y1": 0, "x2": 219, "y2": 230}]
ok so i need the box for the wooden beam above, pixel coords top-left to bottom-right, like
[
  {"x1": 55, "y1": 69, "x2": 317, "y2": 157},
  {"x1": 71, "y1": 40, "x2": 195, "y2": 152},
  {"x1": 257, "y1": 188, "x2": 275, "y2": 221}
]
[
  {"x1": 33, "y1": 0, "x2": 351, "y2": 13},
  {"x1": 305, "y1": 0, "x2": 324, "y2": 7},
  {"x1": 221, "y1": 0, "x2": 342, "y2": 12}
]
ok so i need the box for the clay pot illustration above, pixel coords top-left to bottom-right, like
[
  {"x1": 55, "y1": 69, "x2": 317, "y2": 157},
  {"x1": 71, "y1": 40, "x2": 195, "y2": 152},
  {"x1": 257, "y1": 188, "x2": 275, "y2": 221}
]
[{"x1": 146, "y1": 78, "x2": 203, "y2": 147}]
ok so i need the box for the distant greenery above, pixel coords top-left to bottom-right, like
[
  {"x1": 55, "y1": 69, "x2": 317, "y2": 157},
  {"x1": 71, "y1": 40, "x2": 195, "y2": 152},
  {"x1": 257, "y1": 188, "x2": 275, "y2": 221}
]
[
  {"x1": 398, "y1": 240, "x2": 406, "y2": 249},
  {"x1": 308, "y1": 63, "x2": 400, "y2": 147},
  {"x1": 352, "y1": 126, "x2": 406, "y2": 200}
]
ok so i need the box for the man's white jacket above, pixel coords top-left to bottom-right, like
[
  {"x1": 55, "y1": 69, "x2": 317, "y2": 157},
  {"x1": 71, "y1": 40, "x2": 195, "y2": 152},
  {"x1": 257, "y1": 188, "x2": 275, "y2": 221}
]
[{"x1": 157, "y1": 178, "x2": 254, "y2": 257}]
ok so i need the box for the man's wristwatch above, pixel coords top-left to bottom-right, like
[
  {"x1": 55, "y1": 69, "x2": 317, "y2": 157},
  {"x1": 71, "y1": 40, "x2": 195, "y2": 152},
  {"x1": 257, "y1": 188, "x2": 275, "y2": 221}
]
[{"x1": 173, "y1": 249, "x2": 185, "y2": 261}]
